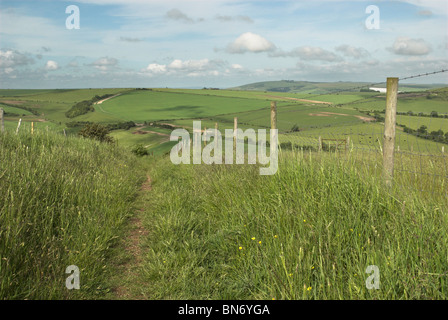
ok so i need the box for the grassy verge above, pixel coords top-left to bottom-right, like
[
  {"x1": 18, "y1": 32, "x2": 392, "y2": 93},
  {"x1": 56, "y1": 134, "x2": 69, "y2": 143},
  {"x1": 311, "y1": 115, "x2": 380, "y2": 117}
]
[
  {"x1": 137, "y1": 151, "x2": 448, "y2": 299},
  {"x1": 0, "y1": 129, "x2": 146, "y2": 299}
]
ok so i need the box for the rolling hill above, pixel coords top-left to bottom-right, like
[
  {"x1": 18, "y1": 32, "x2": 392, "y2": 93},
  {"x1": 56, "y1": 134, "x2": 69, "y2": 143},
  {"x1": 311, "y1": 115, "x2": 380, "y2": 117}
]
[{"x1": 229, "y1": 80, "x2": 447, "y2": 94}]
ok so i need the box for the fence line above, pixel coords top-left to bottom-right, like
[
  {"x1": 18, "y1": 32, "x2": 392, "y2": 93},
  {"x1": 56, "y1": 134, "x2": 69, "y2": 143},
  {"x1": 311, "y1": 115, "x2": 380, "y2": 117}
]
[{"x1": 274, "y1": 71, "x2": 448, "y2": 196}]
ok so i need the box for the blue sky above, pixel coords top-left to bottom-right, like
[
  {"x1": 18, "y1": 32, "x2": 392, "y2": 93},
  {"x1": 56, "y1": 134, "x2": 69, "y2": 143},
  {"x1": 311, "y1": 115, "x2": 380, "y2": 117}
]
[{"x1": 0, "y1": 0, "x2": 447, "y2": 88}]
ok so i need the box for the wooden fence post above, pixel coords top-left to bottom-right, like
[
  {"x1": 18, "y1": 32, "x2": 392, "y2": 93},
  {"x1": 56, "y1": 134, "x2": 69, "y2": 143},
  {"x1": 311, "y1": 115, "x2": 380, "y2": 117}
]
[
  {"x1": 346, "y1": 136, "x2": 350, "y2": 153},
  {"x1": 318, "y1": 136, "x2": 322, "y2": 152},
  {"x1": 0, "y1": 108, "x2": 4, "y2": 133},
  {"x1": 16, "y1": 118, "x2": 22, "y2": 134},
  {"x1": 271, "y1": 101, "x2": 277, "y2": 160},
  {"x1": 383, "y1": 77, "x2": 399, "y2": 187},
  {"x1": 31, "y1": 122, "x2": 34, "y2": 135},
  {"x1": 214, "y1": 122, "x2": 218, "y2": 152},
  {"x1": 234, "y1": 117, "x2": 238, "y2": 153},
  {"x1": 271, "y1": 101, "x2": 277, "y2": 130}
]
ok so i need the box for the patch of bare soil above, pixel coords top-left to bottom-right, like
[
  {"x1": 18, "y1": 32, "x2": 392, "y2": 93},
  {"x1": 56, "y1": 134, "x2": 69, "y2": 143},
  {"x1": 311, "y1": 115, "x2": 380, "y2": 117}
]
[
  {"x1": 308, "y1": 113, "x2": 332, "y2": 117},
  {"x1": 132, "y1": 130, "x2": 170, "y2": 137},
  {"x1": 308, "y1": 111, "x2": 375, "y2": 122},
  {"x1": 94, "y1": 94, "x2": 122, "y2": 104},
  {"x1": 262, "y1": 95, "x2": 332, "y2": 104},
  {"x1": 354, "y1": 115, "x2": 375, "y2": 122},
  {"x1": 112, "y1": 175, "x2": 151, "y2": 300},
  {"x1": 0, "y1": 100, "x2": 26, "y2": 105}
]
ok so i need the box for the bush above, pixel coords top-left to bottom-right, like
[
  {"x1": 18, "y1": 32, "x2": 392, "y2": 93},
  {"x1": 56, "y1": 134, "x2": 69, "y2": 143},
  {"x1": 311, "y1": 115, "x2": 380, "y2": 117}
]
[
  {"x1": 131, "y1": 144, "x2": 149, "y2": 157},
  {"x1": 78, "y1": 123, "x2": 114, "y2": 143},
  {"x1": 290, "y1": 124, "x2": 300, "y2": 132},
  {"x1": 65, "y1": 100, "x2": 95, "y2": 118}
]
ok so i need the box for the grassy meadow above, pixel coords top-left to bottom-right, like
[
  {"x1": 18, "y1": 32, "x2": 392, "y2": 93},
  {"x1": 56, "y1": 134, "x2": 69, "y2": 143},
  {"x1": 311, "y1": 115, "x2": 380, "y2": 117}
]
[
  {"x1": 0, "y1": 129, "x2": 147, "y2": 299},
  {"x1": 128, "y1": 151, "x2": 448, "y2": 299}
]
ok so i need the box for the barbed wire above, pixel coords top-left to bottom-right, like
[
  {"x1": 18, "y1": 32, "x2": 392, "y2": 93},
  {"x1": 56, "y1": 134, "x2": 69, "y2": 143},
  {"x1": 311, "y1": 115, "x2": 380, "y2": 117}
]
[
  {"x1": 399, "y1": 69, "x2": 448, "y2": 81},
  {"x1": 293, "y1": 68, "x2": 448, "y2": 102}
]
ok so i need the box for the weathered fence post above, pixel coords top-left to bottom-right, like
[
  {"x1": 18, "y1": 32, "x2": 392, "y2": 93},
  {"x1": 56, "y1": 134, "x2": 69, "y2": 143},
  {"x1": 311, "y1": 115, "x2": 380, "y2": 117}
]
[
  {"x1": 16, "y1": 118, "x2": 22, "y2": 134},
  {"x1": 318, "y1": 136, "x2": 322, "y2": 152},
  {"x1": 234, "y1": 117, "x2": 238, "y2": 152},
  {"x1": 383, "y1": 77, "x2": 399, "y2": 187},
  {"x1": 214, "y1": 122, "x2": 218, "y2": 153},
  {"x1": 271, "y1": 101, "x2": 277, "y2": 130},
  {"x1": 31, "y1": 122, "x2": 34, "y2": 135},
  {"x1": 0, "y1": 108, "x2": 4, "y2": 133},
  {"x1": 346, "y1": 136, "x2": 350, "y2": 153},
  {"x1": 270, "y1": 101, "x2": 278, "y2": 162}
]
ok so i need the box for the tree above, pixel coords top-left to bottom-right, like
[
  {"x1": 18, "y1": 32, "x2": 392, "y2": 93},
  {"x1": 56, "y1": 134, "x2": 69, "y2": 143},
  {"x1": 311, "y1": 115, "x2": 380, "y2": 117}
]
[
  {"x1": 417, "y1": 125, "x2": 427, "y2": 135},
  {"x1": 131, "y1": 144, "x2": 149, "y2": 156},
  {"x1": 430, "y1": 111, "x2": 438, "y2": 118},
  {"x1": 78, "y1": 123, "x2": 114, "y2": 143}
]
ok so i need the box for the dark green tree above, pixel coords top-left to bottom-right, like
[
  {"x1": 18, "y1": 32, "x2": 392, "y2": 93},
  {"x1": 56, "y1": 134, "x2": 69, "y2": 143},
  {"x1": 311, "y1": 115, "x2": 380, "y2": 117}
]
[{"x1": 78, "y1": 123, "x2": 114, "y2": 143}]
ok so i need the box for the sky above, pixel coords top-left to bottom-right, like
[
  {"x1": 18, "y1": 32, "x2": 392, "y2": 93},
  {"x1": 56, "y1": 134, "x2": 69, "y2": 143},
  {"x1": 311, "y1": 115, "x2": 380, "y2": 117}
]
[{"x1": 0, "y1": 0, "x2": 447, "y2": 89}]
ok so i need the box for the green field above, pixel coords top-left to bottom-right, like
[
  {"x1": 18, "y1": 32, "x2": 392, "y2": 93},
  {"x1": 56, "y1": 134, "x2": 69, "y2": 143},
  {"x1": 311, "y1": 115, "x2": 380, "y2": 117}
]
[
  {"x1": 348, "y1": 89, "x2": 448, "y2": 115},
  {"x1": 397, "y1": 115, "x2": 448, "y2": 132},
  {"x1": 1, "y1": 83, "x2": 448, "y2": 300},
  {"x1": 95, "y1": 90, "x2": 288, "y2": 122},
  {"x1": 0, "y1": 85, "x2": 446, "y2": 156}
]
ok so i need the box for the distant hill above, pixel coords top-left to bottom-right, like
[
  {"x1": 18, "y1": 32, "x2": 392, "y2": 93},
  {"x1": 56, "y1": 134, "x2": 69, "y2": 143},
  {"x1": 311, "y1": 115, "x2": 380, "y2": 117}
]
[{"x1": 229, "y1": 80, "x2": 447, "y2": 94}]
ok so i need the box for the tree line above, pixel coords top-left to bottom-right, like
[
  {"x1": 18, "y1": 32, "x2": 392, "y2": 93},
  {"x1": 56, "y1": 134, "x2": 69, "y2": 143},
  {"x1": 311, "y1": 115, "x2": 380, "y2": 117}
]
[{"x1": 65, "y1": 94, "x2": 115, "y2": 118}]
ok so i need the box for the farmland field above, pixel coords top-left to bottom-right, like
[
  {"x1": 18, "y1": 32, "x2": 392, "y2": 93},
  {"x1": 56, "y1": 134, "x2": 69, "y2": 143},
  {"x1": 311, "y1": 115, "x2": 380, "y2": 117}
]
[
  {"x1": 396, "y1": 114, "x2": 448, "y2": 132},
  {"x1": 94, "y1": 90, "x2": 289, "y2": 122},
  {"x1": 0, "y1": 86, "x2": 447, "y2": 155}
]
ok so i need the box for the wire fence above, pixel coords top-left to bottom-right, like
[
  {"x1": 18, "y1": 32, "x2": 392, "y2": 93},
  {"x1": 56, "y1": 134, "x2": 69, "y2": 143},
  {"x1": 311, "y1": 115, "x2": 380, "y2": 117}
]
[{"x1": 272, "y1": 69, "x2": 448, "y2": 197}]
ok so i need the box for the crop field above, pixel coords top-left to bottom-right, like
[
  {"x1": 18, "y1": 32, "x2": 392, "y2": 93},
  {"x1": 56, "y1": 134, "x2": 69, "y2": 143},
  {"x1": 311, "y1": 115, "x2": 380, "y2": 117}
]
[
  {"x1": 95, "y1": 90, "x2": 289, "y2": 122},
  {"x1": 349, "y1": 90, "x2": 448, "y2": 115},
  {"x1": 396, "y1": 115, "x2": 448, "y2": 132}
]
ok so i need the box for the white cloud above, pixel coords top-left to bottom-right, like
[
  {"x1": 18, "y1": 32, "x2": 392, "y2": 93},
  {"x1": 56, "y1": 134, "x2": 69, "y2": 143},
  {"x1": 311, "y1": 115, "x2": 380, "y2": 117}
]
[
  {"x1": 144, "y1": 63, "x2": 167, "y2": 74},
  {"x1": 45, "y1": 60, "x2": 59, "y2": 70},
  {"x1": 215, "y1": 15, "x2": 253, "y2": 23},
  {"x1": 168, "y1": 58, "x2": 211, "y2": 70},
  {"x1": 165, "y1": 9, "x2": 198, "y2": 24},
  {"x1": 119, "y1": 36, "x2": 143, "y2": 42},
  {"x1": 89, "y1": 57, "x2": 119, "y2": 71},
  {"x1": 226, "y1": 32, "x2": 276, "y2": 54},
  {"x1": 397, "y1": 0, "x2": 448, "y2": 13},
  {"x1": 389, "y1": 37, "x2": 432, "y2": 56},
  {"x1": 271, "y1": 46, "x2": 341, "y2": 62},
  {"x1": 0, "y1": 49, "x2": 34, "y2": 68},
  {"x1": 335, "y1": 45, "x2": 369, "y2": 59},
  {"x1": 142, "y1": 58, "x2": 222, "y2": 77}
]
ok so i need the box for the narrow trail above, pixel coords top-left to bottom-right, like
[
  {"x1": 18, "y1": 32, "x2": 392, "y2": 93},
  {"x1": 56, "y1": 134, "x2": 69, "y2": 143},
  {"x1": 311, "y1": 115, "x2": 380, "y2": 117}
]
[{"x1": 112, "y1": 175, "x2": 151, "y2": 299}]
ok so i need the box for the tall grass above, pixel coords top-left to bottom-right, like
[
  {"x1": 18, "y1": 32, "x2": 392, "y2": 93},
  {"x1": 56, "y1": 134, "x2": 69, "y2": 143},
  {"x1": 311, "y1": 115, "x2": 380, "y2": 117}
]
[
  {"x1": 0, "y1": 129, "x2": 145, "y2": 299},
  {"x1": 139, "y1": 151, "x2": 448, "y2": 299}
]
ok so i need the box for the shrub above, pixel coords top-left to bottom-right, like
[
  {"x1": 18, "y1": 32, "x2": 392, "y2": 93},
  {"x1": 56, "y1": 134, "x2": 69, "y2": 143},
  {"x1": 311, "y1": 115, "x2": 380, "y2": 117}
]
[
  {"x1": 78, "y1": 123, "x2": 114, "y2": 143},
  {"x1": 131, "y1": 144, "x2": 149, "y2": 157},
  {"x1": 290, "y1": 124, "x2": 300, "y2": 132}
]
